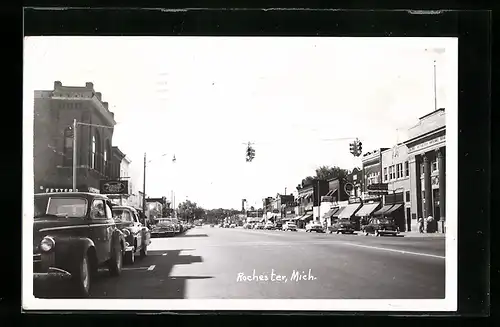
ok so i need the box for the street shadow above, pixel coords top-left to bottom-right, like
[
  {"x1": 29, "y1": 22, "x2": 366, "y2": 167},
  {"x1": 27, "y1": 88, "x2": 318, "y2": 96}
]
[{"x1": 175, "y1": 233, "x2": 209, "y2": 238}]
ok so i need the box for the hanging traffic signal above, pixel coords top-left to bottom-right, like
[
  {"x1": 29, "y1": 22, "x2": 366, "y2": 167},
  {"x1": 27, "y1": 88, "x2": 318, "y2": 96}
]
[
  {"x1": 356, "y1": 141, "x2": 362, "y2": 156},
  {"x1": 64, "y1": 125, "x2": 74, "y2": 138},
  {"x1": 349, "y1": 142, "x2": 356, "y2": 156},
  {"x1": 246, "y1": 144, "x2": 255, "y2": 162}
]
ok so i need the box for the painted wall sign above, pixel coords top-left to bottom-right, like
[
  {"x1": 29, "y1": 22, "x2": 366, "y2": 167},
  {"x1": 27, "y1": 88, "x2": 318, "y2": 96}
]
[
  {"x1": 99, "y1": 180, "x2": 128, "y2": 195},
  {"x1": 408, "y1": 135, "x2": 446, "y2": 153},
  {"x1": 44, "y1": 188, "x2": 79, "y2": 193}
]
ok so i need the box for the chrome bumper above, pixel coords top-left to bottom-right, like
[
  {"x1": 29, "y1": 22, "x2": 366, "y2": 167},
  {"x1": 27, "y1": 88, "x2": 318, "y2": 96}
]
[
  {"x1": 34, "y1": 267, "x2": 72, "y2": 281},
  {"x1": 378, "y1": 229, "x2": 398, "y2": 234}
]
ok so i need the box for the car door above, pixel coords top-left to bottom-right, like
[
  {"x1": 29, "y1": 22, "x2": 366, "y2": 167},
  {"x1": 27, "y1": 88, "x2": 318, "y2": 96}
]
[{"x1": 89, "y1": 198, "x2": 114, "y2": 263}]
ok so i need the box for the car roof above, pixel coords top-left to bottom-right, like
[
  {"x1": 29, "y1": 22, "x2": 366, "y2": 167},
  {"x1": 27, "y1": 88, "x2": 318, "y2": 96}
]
[{"x1": 35, "y1": 192, "x2": 108, "y2": 200}]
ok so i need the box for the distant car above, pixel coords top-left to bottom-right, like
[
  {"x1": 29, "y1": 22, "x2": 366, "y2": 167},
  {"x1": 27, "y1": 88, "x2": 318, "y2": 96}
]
[
  {"x1": 151, "y1": 218, "x2": 176, "y2": 237},
  {"x1": 254, "y1": 222, "x2": 265, "y2": 230},
  {"x1": 112, "y1": 206, "x2": 151, "y2": 264},
  {"x1": 223, "y1": 223, "x2": 230, "y2": 228},
  {"x1": 362, "y1": 217, "x2": 399, "y2": 236},
  {"x1": 282, "y1": 222, "x2": 297, "y2": 231},
  {"x1": 274, "y1": 222, "x2": 283, "y2": 230},
  {"x1": 210, "y1": 223, "x2": 215, "y2": 227},
  {"x1": 33, "y1": 192, "x2": 125, "y2": 297},
  {"x1": 230, "y1": 223, "x2": 236, "y2": 228},
  {"x1": 264, "y1": 222, "x2": 275, "y2": 230},
  {"x1": 306, "y1": 222, "x2": 325, "y2": 233},
  {"x1": 329, "y1": 218, "x2": 355, "y2": 234},
  {"x1": 243, "y1": 223, "x2": 252, "y2": 229}
]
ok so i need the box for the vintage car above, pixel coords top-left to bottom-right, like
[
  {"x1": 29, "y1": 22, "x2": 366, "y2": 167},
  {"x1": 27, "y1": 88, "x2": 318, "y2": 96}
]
[
  {"x1": 230, "y1": 223, "x2": 236, "y2": 228},
  {"x1": 170, "y1": 218, "x2": 182, "y2": 233},
  {"x1": 151, "y1": 218, "x2": 176, "y2": 237},
  {"x1": 362, "y1": 217, "x2": 400, "y2": 236},
  {"x1": 329, "y1": 218, "x2": 356, "y2": 234},
  {"x1": 264, "y1": 221, "x2": 275, "y2": 230},
  {"x1": 111, "y1": 206, "x2": 151, "y2": 264},
  {"x1": 282, "y1": 222, "x2": 297, "y2": 231},
  {"x1": 305, "y1": 221, "x2": 325, "y2": 233},
  {"x1": 33, "y1": 192, "x2": 125, "y2": 297},
  {"x1": 253, "y1": 222, "x2": 265, "y2": 230}
]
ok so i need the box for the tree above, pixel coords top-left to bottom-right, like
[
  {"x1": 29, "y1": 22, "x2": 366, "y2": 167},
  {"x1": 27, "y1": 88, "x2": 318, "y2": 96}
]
[
  {"x1": 315, "y1": 165, "x2": 349, "y2": 181},
  {"x1": 177, "y1": 200, "x2": 202, "y2": 222},
  {"x1": 301, "y1": 176, "x2": 315, "y2": 187}
]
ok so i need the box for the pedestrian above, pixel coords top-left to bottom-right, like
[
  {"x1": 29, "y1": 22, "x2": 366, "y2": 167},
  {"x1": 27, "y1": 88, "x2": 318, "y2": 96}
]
[
  {"x1": 426, "y1": 215, "x2": 434, "y2": 233},
  {"x1": 418, "y1": 217, "x2": 424, "y2": 233}
]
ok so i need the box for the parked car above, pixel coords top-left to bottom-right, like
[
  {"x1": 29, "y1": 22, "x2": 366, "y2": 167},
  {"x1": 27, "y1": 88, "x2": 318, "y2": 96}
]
[
  {"x1": 264, "y1": 221, "x2": 275, "y2": 230},
  {"x1": 275, "y1": 222, "x2": 283, "y2": 230},
  {"x1": 169, "y1": 218, "x2": 182, "y2": 234},
  {"x1": 111, "y1": 206, "x2": 151, "y2": 264},
  {"x1": 243, "y1": 223, "x2": 252, "y2": 229},
  {"x1": 210, "y1": 223, "x2": 215, "y2": 227},
  {"x1": 230, "y1": 223, "x2": 236, "y2": 228},
  {"x1": 361, "y1": 217, "x2": 400, "y2": 236},
  {"x1": 254, "y1": 222, "x2": 265, "y2": 230},
  {"x1": 151, "y1": 218, "x2": 176, "y2": 237},
  {"x1": 223, "y1": 223, "x2": 230, "y2": 228},
  {"x1": 282, "y1": 222, "x2": 297, "y2": 231},
  {"x1": 329, "y1": 218, "x2": 356, "y2": 234},
  {"x1": 33, "y1": 192, "x2": 125, "y2": 297},
  {"x1": 305, "y1": 221, "x2": 325, "y2": 233}
]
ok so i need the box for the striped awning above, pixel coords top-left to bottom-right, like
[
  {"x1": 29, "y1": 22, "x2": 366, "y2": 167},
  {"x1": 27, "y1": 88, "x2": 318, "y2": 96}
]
[
  {"x1": 300, "y1": 213, "x2": 313, "y2": 221},
  {"x1": 332, "y1": 207, "x2": 345, "y2": 218},
  {"x1": 373, "y1": 205, "x2": 393, "y2": 216},
  {"x1": 355, "y1": 202, "x2": 380, "y2": 217},
  {"x1": 384, "y1": 203, "x2": 403, "y2": 216},
  {"x1": 338, "y1": 203, "x2": 362, "y2": 219},
  {"x1": 325, "y1": 189, "x2": 338, "y2": 197},
  {"x1": 322, "y1": 207, "x2": 339, "y2": 219}
]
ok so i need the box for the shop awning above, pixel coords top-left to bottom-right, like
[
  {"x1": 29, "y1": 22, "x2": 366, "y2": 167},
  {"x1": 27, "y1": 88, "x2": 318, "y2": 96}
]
[
  {"x1": 355, "y1": 202, "x2": 380, "y2": 217},
  {"x1": 322, "y1": 207, "x2": 339, "y2": 219},
  {"x1": 300, "y1": 213, "x2": 313, "y2": 221},
  {"x1": 373, "y1": 204, "x2": 394, "y2": 216},
  {"x1": 325, "y1": 189, "x2": 338, "y2": 197},
  {"x1": 338, "y1": 203, "x2": 362, "y2": 219},
  {"x1": 384, "y1": 203, "x2": 403, "y2": 216},
  {"x1": 332, "y1": 207, "x2": 345, "y2": 218},
  {"x1": 299, "y1": 189, "x2": 313, "y2": 200}
]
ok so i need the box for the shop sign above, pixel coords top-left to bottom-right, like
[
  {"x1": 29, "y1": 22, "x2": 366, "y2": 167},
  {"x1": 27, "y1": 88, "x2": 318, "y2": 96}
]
[
  {"x1": 344, "y1": 183, "x2": 354, "y2": 194},
  {"x1": 367, "y1": 183, "x2": 388, "y2": 191},
  {"x1": 100, "y1": 180, "x2": 128, "y2": 195},
  {"x1": 44, "y1": 188, "x2": 80, "y2": 193},
  {"x1": 408, "y1": 135, "x2": 445, "y2": 153}
]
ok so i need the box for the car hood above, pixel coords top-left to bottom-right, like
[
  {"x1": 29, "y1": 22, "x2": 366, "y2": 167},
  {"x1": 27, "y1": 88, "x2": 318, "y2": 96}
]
[{"x1": 33, "y1": 217, "x2": 87, "y2": 253}]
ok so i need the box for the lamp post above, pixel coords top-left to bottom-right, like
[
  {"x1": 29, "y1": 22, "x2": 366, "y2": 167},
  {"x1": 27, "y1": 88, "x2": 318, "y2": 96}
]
[{"x1": 72, "y1": 120, "x2": 115, "y2": 192}]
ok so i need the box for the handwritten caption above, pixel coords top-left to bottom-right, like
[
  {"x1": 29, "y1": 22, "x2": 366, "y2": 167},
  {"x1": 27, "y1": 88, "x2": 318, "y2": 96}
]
[{"x1": 236, "y1": 269, "x2": 317, "y2": 283}]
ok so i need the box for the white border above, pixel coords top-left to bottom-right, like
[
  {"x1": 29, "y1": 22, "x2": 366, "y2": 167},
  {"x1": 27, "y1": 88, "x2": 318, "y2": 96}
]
[{"x1": 22, "y1": 37, "x2": 458, "y2": 311}]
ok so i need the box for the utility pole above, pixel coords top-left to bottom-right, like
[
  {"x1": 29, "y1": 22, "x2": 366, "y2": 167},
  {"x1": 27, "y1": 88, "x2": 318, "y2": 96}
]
[
  {"x1": 317, "y1": 179, "x2": 321, "y2": 223},
  {"x1": 143, "y1": 152, "x2": 146, "y2": 215},
  {"x1": 72, "y1": 119, "x2": 77, "y2": 191}
]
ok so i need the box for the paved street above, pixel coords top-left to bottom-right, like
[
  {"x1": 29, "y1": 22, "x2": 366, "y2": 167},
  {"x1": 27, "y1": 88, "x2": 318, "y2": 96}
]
[{"x1": 65, "y1": 225, "x2": 445, "y2": 299}]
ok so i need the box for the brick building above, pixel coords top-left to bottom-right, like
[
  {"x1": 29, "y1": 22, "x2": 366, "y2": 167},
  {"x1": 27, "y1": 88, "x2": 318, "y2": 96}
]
[
  {"x1": 361, "y1": 147, "x2": 389, "y2": 195},
  {"x1": 34, "y1": 81, "x2": 117, "y2": 194}
]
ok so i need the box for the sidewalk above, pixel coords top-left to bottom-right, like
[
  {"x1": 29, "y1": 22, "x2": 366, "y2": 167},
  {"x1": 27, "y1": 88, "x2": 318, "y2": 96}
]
[{"x1": 396, "y1": 232, "x2": 446, "y2": 238}]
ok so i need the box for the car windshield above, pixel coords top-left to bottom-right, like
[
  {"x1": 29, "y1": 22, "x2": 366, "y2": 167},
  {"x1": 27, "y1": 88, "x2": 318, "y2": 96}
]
[
  {"x1": 35, "y1": 196, "x2": 87, "y2": 218},
  {"x1": 112, "y1": 209, "x2": 133, "y2": 222},
  {"x1": 379, "y1": 218, "x2": 394, "y2": 224}
]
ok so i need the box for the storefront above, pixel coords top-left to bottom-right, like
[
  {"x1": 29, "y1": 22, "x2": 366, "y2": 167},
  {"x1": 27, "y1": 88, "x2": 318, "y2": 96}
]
[
  {"x1": 354, "y1": 201, "x2": 381, "y2": 226},
  {"x1": 404, "y1": 108, "x2": 446, "y2": 233},
  {"x1": 338, "y1": 202, "x2": 362, "y2": 230},
  {"x1": 322, "y1": 207, "x2": 341, "y2": 227},
  {"x1": 36, "y1": 184, "x2": 100, "y2": 194}
]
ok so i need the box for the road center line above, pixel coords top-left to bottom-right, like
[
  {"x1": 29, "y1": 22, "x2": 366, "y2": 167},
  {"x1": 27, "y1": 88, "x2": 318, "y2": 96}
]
[
  {"x1": 122, "y1": 267, "x2": 148, "y2": 271},
  {"x1": 147, "y1": 265, "x2": 156, "y2": 271},
  {"x1": 340, "y1": 242, "x2": 445, "y2": 259}
]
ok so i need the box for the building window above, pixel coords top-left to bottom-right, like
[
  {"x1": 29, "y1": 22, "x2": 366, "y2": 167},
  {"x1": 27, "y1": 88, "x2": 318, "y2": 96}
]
[
  {"x1": 91, "y1": 136, "x2": 96, "y2": 169},
  {"x1": 389, "y1": 166, "x2": 394, "y2": 180},
  {"x1": 405, "y1": 191, "x2": 410, "y2": 202},
  {"x1": 432, "y1": 160, "x2": 438, "y2": 172},
  {"x1": 405, "y1": 161, "x2": 409, "y2": 177},
  {"x1": 104, "y1": 150, "x2": 107, "y2": 175},
  {"x1": 397, "y1": 163, "x2": 403, "y2": 179},
  {"x1": 384, "y1": 167, "x2": 388, "y2": 181}
]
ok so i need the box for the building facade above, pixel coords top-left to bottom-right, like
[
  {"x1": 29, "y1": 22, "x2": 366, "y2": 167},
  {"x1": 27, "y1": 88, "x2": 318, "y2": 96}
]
[
  {"x1": 404, "y1": 108, "x2": 446, "y2": 233},
  {"x1": 296, "y1": 180, "x2": 329, "y2": 225},
  {"x1": 381, "y1": 144, "x2": 411, "y2": 232},
  {"x1": 346, "y1": 168, "x2": 363, "y2": 198},
  {"x1": 361, "y1": 148, "x2": 389, "y2": 195},
  {"x1": 34, "y1": 81, "x2": 116, "y2": 194}
]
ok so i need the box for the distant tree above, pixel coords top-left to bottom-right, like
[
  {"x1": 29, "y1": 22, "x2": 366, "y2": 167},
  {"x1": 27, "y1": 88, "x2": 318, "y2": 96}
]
[
  {"x1": 315, "y1": 165, "x2": 349, "y2": 181},
  {"x1": 301, "y1": 176, "x2": 315, "y2": 187},
  {"x1": 177, "y1": 200, "x2": 203, "y2": 222}
]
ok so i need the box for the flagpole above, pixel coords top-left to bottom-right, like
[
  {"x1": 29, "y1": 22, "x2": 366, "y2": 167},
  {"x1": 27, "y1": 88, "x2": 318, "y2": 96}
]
[{"x1": 433, "y1": 60, "x2": 437, "y2": 111}]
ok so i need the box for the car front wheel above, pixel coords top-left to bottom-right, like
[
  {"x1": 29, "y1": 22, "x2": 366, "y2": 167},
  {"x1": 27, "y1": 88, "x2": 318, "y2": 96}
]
[
  {"x1": 71, "y1": 253, "x2": 91, "y2": 297},
  {"x1": 124, "y1": 249, "x2": 135, "y2": 265}
]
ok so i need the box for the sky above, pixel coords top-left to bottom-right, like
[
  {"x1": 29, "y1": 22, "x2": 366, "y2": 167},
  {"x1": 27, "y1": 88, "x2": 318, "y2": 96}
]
[{"x1": 24, "y1": 37, "x2": 455, "y2": 210}]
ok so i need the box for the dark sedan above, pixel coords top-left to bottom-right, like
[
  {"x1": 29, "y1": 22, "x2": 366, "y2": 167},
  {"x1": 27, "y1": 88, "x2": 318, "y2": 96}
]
[
  {"x1": 329, "y1": 218, "x2": 355, "y2": 234},
  {"x1": 33, "y1": 192, "x2": 125, "y2": 297},
  {"x1": 362, "y1": 217, "x2": 400, "y2": 236}
]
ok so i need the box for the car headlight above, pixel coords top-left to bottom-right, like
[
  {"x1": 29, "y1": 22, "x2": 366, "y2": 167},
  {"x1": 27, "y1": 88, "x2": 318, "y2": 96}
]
[{"x1": 40, "y1": 236, "x2": 55, "y2": 252}]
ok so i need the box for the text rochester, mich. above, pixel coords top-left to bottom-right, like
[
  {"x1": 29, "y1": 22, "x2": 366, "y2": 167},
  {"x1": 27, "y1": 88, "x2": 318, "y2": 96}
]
[{"x1": 236, "y1": 269, "x2": 317, "y2": 283}]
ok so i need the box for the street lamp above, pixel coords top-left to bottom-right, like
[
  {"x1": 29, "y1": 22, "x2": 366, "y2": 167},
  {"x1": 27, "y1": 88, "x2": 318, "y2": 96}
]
[{"x1": 71, "y1": 119, "x2": 115, "y2": 191}]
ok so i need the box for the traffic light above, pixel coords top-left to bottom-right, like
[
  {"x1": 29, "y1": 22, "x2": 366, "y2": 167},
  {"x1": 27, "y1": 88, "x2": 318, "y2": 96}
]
[
  {"x1": 64, "y1": 125, "x2": 74, "y2": 138},
  {"x1": 349, "y1": 142, "x2": 356, "y2": 156},
  {"x1": 356, "y1": 141, "x2": 362, "y2": 156},
  {"x1": 246, "y1": 144, "x2": 255, "y2": 162}
]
